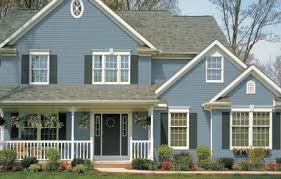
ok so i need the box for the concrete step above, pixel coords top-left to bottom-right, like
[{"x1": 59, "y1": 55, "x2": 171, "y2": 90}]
[{"x1": 94, "y1": 161, "x2": 131, "y2": 169}]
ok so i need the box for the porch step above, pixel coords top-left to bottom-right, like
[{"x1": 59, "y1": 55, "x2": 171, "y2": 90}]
[{"x1": 94, "y1": 161, "x2": 132, "y2": 169}]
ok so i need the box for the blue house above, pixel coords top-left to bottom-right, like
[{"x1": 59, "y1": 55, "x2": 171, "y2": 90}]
[{"x1": 0, "y1": 0, "x2": 281, "y2": 162}]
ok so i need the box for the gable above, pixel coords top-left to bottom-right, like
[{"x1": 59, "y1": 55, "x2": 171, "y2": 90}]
[{"x1": 155, "y1": 40, "x2": 248, "y2": 95}]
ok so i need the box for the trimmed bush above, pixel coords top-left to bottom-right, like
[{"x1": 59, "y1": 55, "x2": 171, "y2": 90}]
[
  {"x1": 72, "y1": 164, "x2": 89, "y2": 173},
  {"x1": 197, "y1": 159, "x2": 211, "y2": 169},
  {"x1": 0, "y1": 149, "x2": 17, "y2": 171},
  {"x1": 28, "y1": 164, "x2": 42, "y2": 172},
  {"x1": 277, "y1": 165, "x2": 281, "y2": 171},
  {"x1": 71, "y1": 158, "x2": 85, "y2": 167},
  {"x1": 264, "y1": 162, "x2": 277, "y2": 171},
  {"x1": 46, "y1": 148, "x2": 60, "y2": 162},
  {"x1": 239, "y1": 160, "x2": 254, "y2": 171},
  {"x1": 171, "y1": 152, "x2": 193, "y2": 171},
  {"x1": 196, "y1": 146, "x2": 211, "y2": 161},
  {"x1": 21, "y1": 157, "x2": 38, "y2": 168},
  {"x1": 160, "y1": 160, "x2": 173, "y2": 170},
  {"x1": 157, "y1": 145, "x2": 173, "y2": 162},
  {"x1": 71, "y1": 159, "x2": 93, "y2": 170},
  {"x1": 276, "y1": 157, "x2": 281, "y2": 165},
  {"x1": 207, "y1": 160, "x2": 225, "y2": 171},
  {"x1": 217, "y1": 157, "x2": 234, "y2": 170},
  {"x1": 246, "y1": 148, "x2": 267, "y2": 167},
  {"x1": 11, "y1": 163, "x2": 23, "y2": 172},
  {"x1": 46, "y1": 161, "x2": 59, "y2": 171},
  {"x1": 132, "y1": 158, "x2": 158, "y2": 170}
]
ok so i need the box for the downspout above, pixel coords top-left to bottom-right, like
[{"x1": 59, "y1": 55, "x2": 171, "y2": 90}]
[{"x1": 210, "y1": 110, "x2": 213, "y2": 160}]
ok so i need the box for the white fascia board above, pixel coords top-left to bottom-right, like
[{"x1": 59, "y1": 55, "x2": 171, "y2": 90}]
[
  {"x1": 155, "y1": 40, "x2": 248, "y2": 95},
  {"x1": 91, "y1": 0, "x2": 157, "y2": 50},
  {"x1": 209, "y1": 66, "x2": 281, "y2": 103},
  {"x1": 0, "y1": 100, "x2": 159, "y2": 104},
  {"x1": 0, "y1": 0, "x2": 63, "y2": 48}
]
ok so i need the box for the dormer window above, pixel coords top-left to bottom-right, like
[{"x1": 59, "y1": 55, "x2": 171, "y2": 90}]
[
  {"x1": 70, "y1": 0, "x2": 84, "y2": 18},
  {"x1": 247, "y1": 80, "x2": 256, "y2": 94},
  {"x1": 206, "y1": 52, "x2": 224, "y2": 83},
  {"x1": 29, "y1": 51, "x2": 50, "y2": 85}
]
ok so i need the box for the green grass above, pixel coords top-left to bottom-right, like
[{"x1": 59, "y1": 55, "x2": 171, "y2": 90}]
[{"x1": 0, "y1": 172, "x2": 280, "y2": 179}]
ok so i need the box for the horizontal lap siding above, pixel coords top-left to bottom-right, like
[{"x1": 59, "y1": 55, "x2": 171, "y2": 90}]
[
  {"x1": 151, "y1": 59, "x2": 189, "y2": 84},
  {"x1": 0, "y1": 57, "x2": 20, "y2": 85},
  {"x1": 16, "y1": 0, "x2": 138, "y2": 84},
  {"x1": 160, "y1": 47, "x2": 242, "y2": 150},
  {"x1": 138, "y1": 56, "x2": 151, "y2": 86}
]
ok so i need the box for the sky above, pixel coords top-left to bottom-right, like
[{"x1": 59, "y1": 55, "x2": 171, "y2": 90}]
[{"x1": 178, "y1": 0, "x2": 281, "y2": 64}]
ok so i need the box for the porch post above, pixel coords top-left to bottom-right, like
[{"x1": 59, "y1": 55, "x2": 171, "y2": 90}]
[
  {"x1": 149, "y1": 107, "x2": 154, "y2": 160},
  {"x1": 70, "y1": 107, "x2": 76, "y2": 160},
  {"x1": 0, "y1": 109, "x2": 3, "y2": 150}
]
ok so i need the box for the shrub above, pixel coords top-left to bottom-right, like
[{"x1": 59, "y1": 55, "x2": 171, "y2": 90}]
[
  {"x1": 239, "y1": 160, "x2": 254, "y2": 171},
  {"x1": 21, "y1": 157, "x2": 38, "y2": 168},
  {"x1": 147, "y1": 162, "x2": 158, "y2": 171},
  {"x1": 46, "y1": 161, "x2": 59, "y2": 171},
  {"x1": 0, "y1": 149, "x2": 17, "y2": 171},
  {"x1": 131, "y1": 158, "x2": 158, "y2": 170},
  {"x1": 71, "y1": 158, "x2": 85, "y2": 167},
  {"x1": 197, "y1": 159, "x2": 211, "y2": 170},
  {"x1": 246, "y1": 148, "x2": 267, "y2": 167},
  {"x1": 170, "y1": 152, "x2": 193, "y2": 171},
  {"x1": 11, "y1": 163, "x2": 23, "y2": 172},
  {"x1": 207, "y1": 160, "x2": 225, "y2": 171},
  {"x1": 28, "y1": 164, "x2": 42, "y2": 172},
  {"x1": 160, "y1": 160, "x2": 173, "y2": 170},
  {"x1": 277, "y1": 165, "x2": 281, "y2": 171},
  {"x1": 196, "y1": 146, "x2": 211, "y2": 161},
  {"x1": 72, "y1": 164, "x2": 89, "y2": 174},
  {"x1": 217, "y1": 157, "x2": 234, "y2": 170},
  {"x1": 264, "y1": 162, "x2": 277, "y2": 171},
  {"x1": 83, "y1": 160, "x2": 93, "y2": 171},
  {"x1": 46, "y1": 148, "x2": 60, "y2": 162},
  {"x1": 58, "y1": 161, "x2": 70, "y2": 171},
  {"x1": 232, "y1": 163, "x2": 241, "y2": 171},
  {"x1": 276, "y1": 157, "x2": 281, "y2": 165},
  {"x1": 157, "y1": 145, "x2": 173, "y2": 162}
]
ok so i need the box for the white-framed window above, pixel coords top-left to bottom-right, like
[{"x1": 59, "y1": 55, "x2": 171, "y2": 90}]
[
  {"x1": 29, "y1": 51, "x2": 49, "y2": 85},
  {"x1": 70, "y1": 0, "x2": 84, "y2": 18},
  {"x1": 92, "y1": 51, "x2": 130, "y2": 84},
  {"x1": 247, "y1": 80, "x2": 256, "y2": 94},
  {"x1": 206, "y1": 53, "x2": 224, "y2": 83},
  {"x1": 17, "y1": 114, "x2": 60, "y2": 140},
  {"x1": 230, "y1": 108, "x2": 272, "y2": 149},
  {"x1": 168, "y1": 108, "x2": 189, "y2": 149}
]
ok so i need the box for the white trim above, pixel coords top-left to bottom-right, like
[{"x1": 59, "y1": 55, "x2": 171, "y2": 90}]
[
  {"x1": 91, "y1": 0, "x2": 156, "y2": 49},
  {"x1": 205, "y1": 55, "x2": 224, "y2": 83},
  {"x1": 70, "y1": 0, "x2": 84, "y2": 19},
  {"x1": 246, "y1": 80, "x2": 256, "y2": 94},
  {"x1": 0, "y1": 100, "x2": 159, "y2": 104},
  {"x1": 209, "y1": 66, "x2": 281, "y2": 103},
  {"x1": 155, "y1": 40, "x2": 247, "y2": 95},
  {"x1": 168, "y1": 107, "x2": 190, "y2": 150},
  {"x1": 29, "y1": 51, "x2": 50, "y2": 85}
]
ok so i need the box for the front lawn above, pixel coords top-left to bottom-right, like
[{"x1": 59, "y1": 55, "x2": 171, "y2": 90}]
[{"x1": 0, "y1": 172, "x2": 280, "y2": 179}]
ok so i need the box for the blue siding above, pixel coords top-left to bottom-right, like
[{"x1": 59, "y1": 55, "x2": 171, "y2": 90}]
[
  {"x1": 151, "y1": 59, "x2": 189, "y2": 84},
  {"x1": 226, "y1": 75, "x2": 276, "y2": 106},
  {"x1": 132, "y1": 112, "x2": 148, "y2": 140},
  {"x1": 138, "y1": 56, "x2": 151, "y2": 86},
  {"x1": 160, "y1": 54, "x2": 242, "y2": 149},
  {"x1": 0, "y1": 57, "x2": 20, "y2": 85},
  {"x1": 15, "y1": 0, "x2": 138, "y2": 84}
]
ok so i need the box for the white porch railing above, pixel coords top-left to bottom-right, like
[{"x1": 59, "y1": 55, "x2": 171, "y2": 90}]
[
  {"x1": 0, "y1": 137, "x2": 94, "y2": 161},
  {"x1": 130, "y1": 137, "x2": 152, "y2": 161}
]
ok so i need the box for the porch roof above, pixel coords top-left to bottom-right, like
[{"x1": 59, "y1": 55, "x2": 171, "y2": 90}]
[{"x1": 0, "y1": 85, "x2": 159, "y2": 105}]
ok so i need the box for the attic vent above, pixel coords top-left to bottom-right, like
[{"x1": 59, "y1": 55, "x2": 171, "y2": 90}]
[
  {"x1": 70, "y1": 0, "x2": 84, "y2": 18},
  {"x1": 247, "y1": 80, "x2": 256, "y2": 94}
]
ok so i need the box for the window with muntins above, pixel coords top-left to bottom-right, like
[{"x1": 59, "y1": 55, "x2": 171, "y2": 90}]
[
  {"x1": 206, "y1": 56, "x2": 224, "y2": 83},
  {"x1": 30, "y1": 52, "x2": 49, "y2": 85},
  {"x1": 92, "y1": 52, "x2": 130, "y2": 84},
  {"x1": 70, "y1": 0, "x2": 84, "y2": 18},
  {"x1": 247, "y1": 80, "x2": 256, "y2": 94},
  {"x1": 231, "y1": 110, "x2": 271, "y2": 149},
  {"x1": 169, "y1": 110, "x2": 189, "y2": 149}
]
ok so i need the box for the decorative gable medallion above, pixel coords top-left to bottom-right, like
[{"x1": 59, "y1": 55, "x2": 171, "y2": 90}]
[{"x1": 70, "y1": 0, "x2": 84, "y2": 18}]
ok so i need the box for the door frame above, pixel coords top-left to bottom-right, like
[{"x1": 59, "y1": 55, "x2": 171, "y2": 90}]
[{"x1": 90, "y1": 112, "x2": 132, "y2": 157}]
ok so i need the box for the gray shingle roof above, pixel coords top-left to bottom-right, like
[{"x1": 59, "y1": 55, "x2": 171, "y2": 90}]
[
  {"x1": 0, "y1": 85, "x2": 159, "y2": 103},
  {"x1": 0, "y1": 6, "x2": 228, "y2": 53}
]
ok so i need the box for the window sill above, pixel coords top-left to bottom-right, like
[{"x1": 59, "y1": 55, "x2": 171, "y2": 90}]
[
  {"x1": 170, "y1": 146, "x2": 189, "y2": 150},
  {"x1": 206, "y1": 80, "x2": 224, "y2": 84}
]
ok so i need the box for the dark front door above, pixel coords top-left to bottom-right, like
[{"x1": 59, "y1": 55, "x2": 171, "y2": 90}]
[{"x1": 102, "y1": 114, "x2": 120, "y2": 155}]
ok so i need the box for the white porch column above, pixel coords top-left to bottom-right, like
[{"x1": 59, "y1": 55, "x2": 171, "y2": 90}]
[
  {"x1": 0, "y1": 109, "x2": 4, "y2": 150},
  {"x1": 69, "y1": 107, "x2": 76, "y2": 160},
  {"x1": 149, "y1": 107, "x2": 154, "y2": 160}
]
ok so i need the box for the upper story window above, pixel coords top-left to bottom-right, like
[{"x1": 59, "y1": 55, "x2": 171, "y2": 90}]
[
  {"x1": 92, "y1": 51, "x2": 130, "y2": 84},
  {"x1": 247, "y1": 80, "x2": 256, "y2": 94},
  {"x1": 29, "y1": 51, "x2": 49, "y2": 85},
  {"x1": 206, "y1": 52, "x2": 224, "y2": 83},
  {"x1": 70, "y1": 0, "x2": 84, "y2": 18}
]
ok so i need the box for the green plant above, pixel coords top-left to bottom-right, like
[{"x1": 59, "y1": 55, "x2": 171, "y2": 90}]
[
  {"x1": 46, "y1": 148, "x2": 60, "y2": 162},
  {"x1": 157, "y1": 145, "x2": 173, "y2": 162},
  {"x1": 239, "y1": 160, "x2": 254, "y2": 171},
  {"x1": 170, "y1": 152, "x2": 193, "y2": 171},
  {"x1": 246, "y1": 148, "x2": 267, "y2": 167},
  {"x1": 72, "y1": 164, "x2": 89, "y2": 173},
  {"x1": 21, "y1": 157, "x2": 38, "y2": 168},
  {"x1": 11, "y1": 163, "x2": 23, "y2": 172},
  {"x1": 28, "y1": 164, "x2": 42, "y2": 172},
  {"x1": 196, "y1": 146, "x2": 211, "y2": 161},
  {"x1": 78, "y1": 113, "x2": 90, "y2": 129},
  {"x1": 207, "y1": 160, "x2": 225, "y2": 171},
  {"x1": 217, "y1": 157, "x2": 234, "y2": 170},
  {"x1": 147, "y1": 162, "x2": 158, "y2": 171},
  {"x1": 264, "y1": 162, "x2": 277, "y2": 171},
  {"x1": 276, "y1": 157, "x2": 281, "y2": 165},
  {"x1": 197, "y1": 159, "x2": 211, "y2": 169},
  {"x1": 131, "y1": 158, "x2": 157, "y2": 170},
  {"x1": 0, "y1": 149, "x2": 17, "y2": 171},
  {"x1": 46, "y1": 161, "x2": 59, "y2": 171},
  {"x1": 71, "y1": 158, "x2": 85, "y2": 167},
  {"x1": 83, "y1": 160, "x2": 93, "y2": 171},
  {"x1": 277, "y1": 164, "x2": 281, "y2": 171},
  {"x1": 135, "y1": 114, "x2": 151, "y2": 129},
  {"x1": 160, "y1": 160, "x2": 173, "y2": 170}
]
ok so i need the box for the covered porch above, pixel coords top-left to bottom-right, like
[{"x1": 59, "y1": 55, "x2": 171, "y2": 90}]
[{"x1": 0, "y1": 85, "x2": 160, "y2": 161}]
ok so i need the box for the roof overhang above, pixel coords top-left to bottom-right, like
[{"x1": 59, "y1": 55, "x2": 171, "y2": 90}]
[
  {"x1": 202, "y1": 101, "x2": 232, "y2": 111},
  {"x1": 0, "y1": 48, "x2": 17, "y2": 56}
]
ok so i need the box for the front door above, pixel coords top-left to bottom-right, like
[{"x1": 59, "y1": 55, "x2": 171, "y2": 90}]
[{"x1": 102, "y1": 114, "x2": 121, "y2": 156}]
